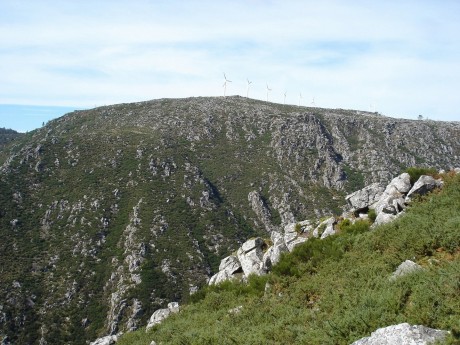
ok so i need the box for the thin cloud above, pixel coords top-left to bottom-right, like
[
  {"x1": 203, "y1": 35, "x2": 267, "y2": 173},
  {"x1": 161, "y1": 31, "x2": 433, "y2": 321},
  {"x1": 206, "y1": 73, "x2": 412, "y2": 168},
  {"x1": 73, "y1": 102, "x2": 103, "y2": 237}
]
[{"x1": 0, "y1": 0, "x2": 459, "y2": 123}]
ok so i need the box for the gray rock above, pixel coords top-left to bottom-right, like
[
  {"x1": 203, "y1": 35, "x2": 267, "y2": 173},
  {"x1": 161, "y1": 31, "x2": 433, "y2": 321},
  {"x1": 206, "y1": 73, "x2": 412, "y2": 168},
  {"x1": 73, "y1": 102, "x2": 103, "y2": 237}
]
[
  {"x1": 262, "y1": 234, "x2": 288, "y2": 270},
  {"x1": 351, "y1": 323, "x2": 449, "y2": 345},
  {"x1": 146, "y1": 302, "x2": 180, "y2": 331},
  {"x1": 283, "y1": 221, "x2": 310, "y2": 252},
  {"x1": 373, "y1": 212, "x2": 397, "y2": 226},
  {"x1": 390, "y1": 260, "x2": 422, "y2": 280},
  {"x1": 208, "y1": 255, "x2": 242, "y2": 285},
  {"x1": 389, "y1": 172, "x2": 412, "y2": 194},
  {"x1": 406, "y1": 175, "x2": 443, "y2": 201},
  {"x1": 90, "y1": 335, "x2": 118, "y2": 345},
  {"x1": 312, "y1": 217, "x2": 336, "y2": 239},
  {"x1": 345, "y1": 183, "x2": 385, "y2": 212},
  {"x1": 374, "y1": 173, "x2": 411, "y2": 215},
  {"x1": 237, "y1": 237, "x2": 266, "y2": 276}
]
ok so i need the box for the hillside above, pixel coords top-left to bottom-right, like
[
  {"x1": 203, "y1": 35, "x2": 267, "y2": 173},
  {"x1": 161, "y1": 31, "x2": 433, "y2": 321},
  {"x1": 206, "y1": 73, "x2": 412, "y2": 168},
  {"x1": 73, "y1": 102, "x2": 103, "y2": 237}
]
[
  {"x1": 119, "y1": 172, "x2": 460, "y2": 345},
  {"x1": 1, "y1": 96, "x2": 459, "y2": 344}
]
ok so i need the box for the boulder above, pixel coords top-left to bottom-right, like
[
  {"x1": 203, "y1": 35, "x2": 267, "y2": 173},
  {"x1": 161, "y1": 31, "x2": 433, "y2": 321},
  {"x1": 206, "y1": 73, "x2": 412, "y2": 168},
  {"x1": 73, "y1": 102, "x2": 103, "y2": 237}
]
[
  {"x1": 312, "y1": 217, "x2": 336, "y2": 239},
  {"x1": 283, "y1": 221, "x2": 310, "y2": 252},
  {"x1": 146, "y1": 302, "x2": 179, "y2": 331},
  {"x1": 237, "y1": 237, "x2": 266, "y2": 276},
  {"x1": 90, "y1": 335, "x2": 118, "y2": 345},
  {"x1": 406, "y1": 175, "x2": 443, "y2": 201},
  {"x1": 208, "y1": 255, "x2": 242, "y2": 285},
  {"x1": 262, "y1": 233, "x2": 288, "y2": 270},
  {"x1": 345, "y1": 183, "x2": 385, "y2": 213},
  {"x1": 351, "y1": 323, "x2": 449, "y2": 345},
  {"x1": 390, "y1": 260, "x2": 422, "y2": 281},
  {"x1": 373, "y1": 212, "x2": 397, "y2": 226},
  {"x1": 374, "y1": 173, "x2": 411, "y2": 215}
]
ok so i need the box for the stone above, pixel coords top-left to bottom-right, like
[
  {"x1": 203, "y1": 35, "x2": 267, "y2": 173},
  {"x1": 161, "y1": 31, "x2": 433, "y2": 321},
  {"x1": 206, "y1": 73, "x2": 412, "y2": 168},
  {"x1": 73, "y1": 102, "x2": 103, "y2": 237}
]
[
  {"x1": 454, "y1": 167, "x2": 460, "y2": 174},
  {"x1": 312, "y1": 217, "x2": 336, "y2": 239},
  {"x1": 146, "y1": 302, "x2": 180, "y2": 331},
  {"x1": 262, "y1": 234, "x2": 288, "y2": 270},
  {"x1": 406, "y1": 175, "x2": 443, "y2": 201},
  {"x1": 345, "y1": 182, "x2": 385, "y2": 213},
  {"x1": 209, "y1": 254, "x2": 243, "y2": 285},
  {"x1": 351, "y1": 323, "x2": 449, "y2": 345},
  {"x1": 283, "y1": 222, "x2": 310, "y2": 252},
  {"x1": 89, "y1": 335, "x2": 118, "y2": 345},
  {"x1": 208, "y1": 255, "x2": 242, "y2": 285},
  {"x1": 390, "y1": 260, "x2": 422, "y2": 280},
  {"x1": 237, "y1": 237, "x2": 266, "y2": 276},
  {"x1": 373, "y1": 212, "x2": 397, "y2": 226}
]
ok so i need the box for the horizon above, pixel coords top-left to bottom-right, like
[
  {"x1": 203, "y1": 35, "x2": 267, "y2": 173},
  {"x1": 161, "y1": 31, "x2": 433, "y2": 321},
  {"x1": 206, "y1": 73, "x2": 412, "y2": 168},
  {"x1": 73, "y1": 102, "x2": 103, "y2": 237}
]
[
  {"x1": 1, "y1": 95, "x2": 457, "y2": 134},
  {"x1": 1, "y1": 1, "x2": 459, "y2": 129}
]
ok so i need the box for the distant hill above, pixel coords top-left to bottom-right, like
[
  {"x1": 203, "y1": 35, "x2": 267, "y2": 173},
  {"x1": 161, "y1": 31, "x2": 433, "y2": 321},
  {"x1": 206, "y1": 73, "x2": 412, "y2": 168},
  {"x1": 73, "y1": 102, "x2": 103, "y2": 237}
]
[
  {"x1": 0, "y1": 96, "x2": 459, "y2": 344},
  {"x1": 0, "y1": 127, "x2": 23, "y2": 146}
]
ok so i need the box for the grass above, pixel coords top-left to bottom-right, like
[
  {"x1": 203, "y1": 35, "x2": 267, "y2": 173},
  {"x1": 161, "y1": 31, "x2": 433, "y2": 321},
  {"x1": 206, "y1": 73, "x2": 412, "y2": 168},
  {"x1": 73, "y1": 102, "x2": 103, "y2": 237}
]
[{"x1": 118, "y1": 173, "x2": 460, "y2": 345}]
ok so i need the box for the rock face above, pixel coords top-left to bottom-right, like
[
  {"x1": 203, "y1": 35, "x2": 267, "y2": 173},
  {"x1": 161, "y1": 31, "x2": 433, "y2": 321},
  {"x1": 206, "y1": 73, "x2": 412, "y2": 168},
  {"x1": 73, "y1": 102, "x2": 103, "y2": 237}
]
[
  {"x1": 237, "y1": 238, "x2": 266, "y2": 277},
  {"x1": 146, "y1": 302, "x2": 180, "y2": 331},
  {"x1": 1, "y1": 96, "x2": 460, "y2": 344},
  {"x1": 351, "y1": 323, "x2": 449, "y2": 345}
]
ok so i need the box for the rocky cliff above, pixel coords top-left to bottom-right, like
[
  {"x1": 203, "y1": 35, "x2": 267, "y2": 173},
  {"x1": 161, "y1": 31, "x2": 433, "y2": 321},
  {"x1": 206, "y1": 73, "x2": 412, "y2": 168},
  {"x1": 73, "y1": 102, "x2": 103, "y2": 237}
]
[{"x1": 1, "y1": 96, "x2": 459, "y2": 344}]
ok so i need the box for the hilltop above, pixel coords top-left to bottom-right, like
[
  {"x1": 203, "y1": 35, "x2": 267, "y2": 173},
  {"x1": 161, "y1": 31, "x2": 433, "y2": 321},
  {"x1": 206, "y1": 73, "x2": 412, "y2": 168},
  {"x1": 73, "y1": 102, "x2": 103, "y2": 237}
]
[{"x1": 0, "y1": 96, "x2": 459, "y2": 344}]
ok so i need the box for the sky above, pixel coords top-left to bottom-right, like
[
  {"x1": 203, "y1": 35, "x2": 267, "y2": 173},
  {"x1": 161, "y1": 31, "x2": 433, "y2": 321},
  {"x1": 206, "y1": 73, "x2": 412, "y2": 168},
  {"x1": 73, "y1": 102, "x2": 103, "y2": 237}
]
[{"x1": 1, "y1": 0, "x2": 459, "y2": 132}]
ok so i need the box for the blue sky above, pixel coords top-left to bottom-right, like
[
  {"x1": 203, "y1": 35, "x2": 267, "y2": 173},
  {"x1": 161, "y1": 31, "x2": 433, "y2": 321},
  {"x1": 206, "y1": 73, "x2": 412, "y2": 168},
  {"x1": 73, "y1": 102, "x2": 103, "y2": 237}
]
[{"x1": 1, "y1": 0, "x2": 459, "y2": 132}]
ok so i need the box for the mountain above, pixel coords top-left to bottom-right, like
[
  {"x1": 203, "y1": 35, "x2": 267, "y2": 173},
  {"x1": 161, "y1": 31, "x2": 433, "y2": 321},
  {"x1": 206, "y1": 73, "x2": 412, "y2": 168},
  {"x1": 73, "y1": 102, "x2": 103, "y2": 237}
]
[{"x1": 0, "y1": 96, "x2": 459, "y2": 344}]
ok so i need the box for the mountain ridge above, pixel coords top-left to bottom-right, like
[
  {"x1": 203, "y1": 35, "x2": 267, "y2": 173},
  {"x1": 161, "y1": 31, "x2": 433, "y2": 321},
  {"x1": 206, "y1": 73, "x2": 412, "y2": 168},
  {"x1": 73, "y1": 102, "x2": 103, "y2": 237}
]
[{"x1": 1, "y1": 96, "x2": 459, "y2": 344}]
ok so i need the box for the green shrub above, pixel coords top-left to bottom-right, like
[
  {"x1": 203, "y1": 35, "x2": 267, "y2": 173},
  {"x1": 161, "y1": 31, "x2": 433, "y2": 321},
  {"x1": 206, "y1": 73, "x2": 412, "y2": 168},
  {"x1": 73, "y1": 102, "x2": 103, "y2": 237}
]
[
  {"x1": 368, "y1": 208, "x2": 377, "y2": 223},
  {"x1": 294, "y1": 223, "x2": 302, "y2": 234},
  {"x1": 405, "y1": 166, "x2": 438, "y2": 184}
]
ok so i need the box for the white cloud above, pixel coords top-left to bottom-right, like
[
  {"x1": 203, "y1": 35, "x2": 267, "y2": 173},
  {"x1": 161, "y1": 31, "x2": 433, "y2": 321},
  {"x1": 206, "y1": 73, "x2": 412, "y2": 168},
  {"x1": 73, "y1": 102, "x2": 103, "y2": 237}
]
[{"x1": 0, "y1": 0, "x2": 459, "y2": 122}]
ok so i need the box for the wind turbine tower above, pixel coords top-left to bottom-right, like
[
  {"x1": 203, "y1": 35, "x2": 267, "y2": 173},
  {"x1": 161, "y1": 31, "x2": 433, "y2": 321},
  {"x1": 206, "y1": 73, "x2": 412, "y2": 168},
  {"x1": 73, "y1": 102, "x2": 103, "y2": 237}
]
[
  {"x1": 311, "y1": 97, "x2": 316, "y2": 107},
  {"x1": 246, "y1": 79, "x2": 252, "y2": 98},
  {"x1": 223, "y1": 73, "x2": 232, "y2": 97},
  {"x1": 284, "y1": 91, "x2": 287, "y2": 105},
  {"x1": 266, "y1": 84, "x2": 272, "y2": 102},
  {"x1": 299, "y1": 93, "x2": 303, "y2": 107}
]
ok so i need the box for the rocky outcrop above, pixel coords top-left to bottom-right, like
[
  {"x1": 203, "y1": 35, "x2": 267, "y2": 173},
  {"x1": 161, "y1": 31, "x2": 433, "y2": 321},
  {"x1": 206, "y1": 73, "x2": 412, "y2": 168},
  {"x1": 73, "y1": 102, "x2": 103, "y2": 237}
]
[
  {"x1": 283, "y1": 221, "x2": 311, "y2": 251},
  {"x1": 146, "y1": 302, "x2": 180, "y2": 331},
  {"x1": 345, "y1": 183, "x2": 385, "y2": 214},
  {"x1": 406, "y1": 175, "x2": 443, "y2": 201},
  {"x1": 208, "y1": 255, "x2": 242, "y2": 285},
  {"x1": 351, "y1": 323, "x2": 449, "y2": 345},
  {"x1": 237, "y1": 238, "x2": 266, "y2": 277},
  {"x1": 89, "y1": 334, "x2": 119, "y2": 345},
  {"x1": 347, "y1": 172, "x2": 446, "y2": 227}
]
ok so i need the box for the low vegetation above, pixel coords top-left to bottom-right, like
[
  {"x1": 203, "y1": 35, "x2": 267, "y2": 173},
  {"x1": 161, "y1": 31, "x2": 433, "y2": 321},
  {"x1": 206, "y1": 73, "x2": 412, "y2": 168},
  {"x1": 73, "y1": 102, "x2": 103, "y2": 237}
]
[{"x1": 119, "y1": 173, "x2": 460, "y2": 345}]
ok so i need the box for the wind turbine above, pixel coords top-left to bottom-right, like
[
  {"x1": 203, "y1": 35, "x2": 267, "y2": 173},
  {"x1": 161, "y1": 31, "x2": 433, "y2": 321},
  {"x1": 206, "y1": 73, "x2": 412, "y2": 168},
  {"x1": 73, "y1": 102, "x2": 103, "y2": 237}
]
[
  {"x1": 311, "y1": 97, "x2": 316, "y2": 107},
  {"x1": 284, "y1": 91, "x2": 287, "y2": 105},
  {"x1": 266, "y1": 84, "x2": 272, "y2": 102},
  {"x1": 246, "y1": 79, "x2": 252, "y2": 98},
  {"x1": 299, "y1": 93, "x2": 303, "y2": 107},
  {"x1": 223, "y1": 73, "x2": 232, "y2": 97}
]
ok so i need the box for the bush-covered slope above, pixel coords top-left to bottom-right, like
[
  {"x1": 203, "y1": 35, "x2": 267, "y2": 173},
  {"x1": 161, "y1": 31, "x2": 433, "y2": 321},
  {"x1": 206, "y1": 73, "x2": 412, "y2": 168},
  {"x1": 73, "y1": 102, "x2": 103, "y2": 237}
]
[{"x1": 119, "y1": 172, "x2": 460, "y2": 345}]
